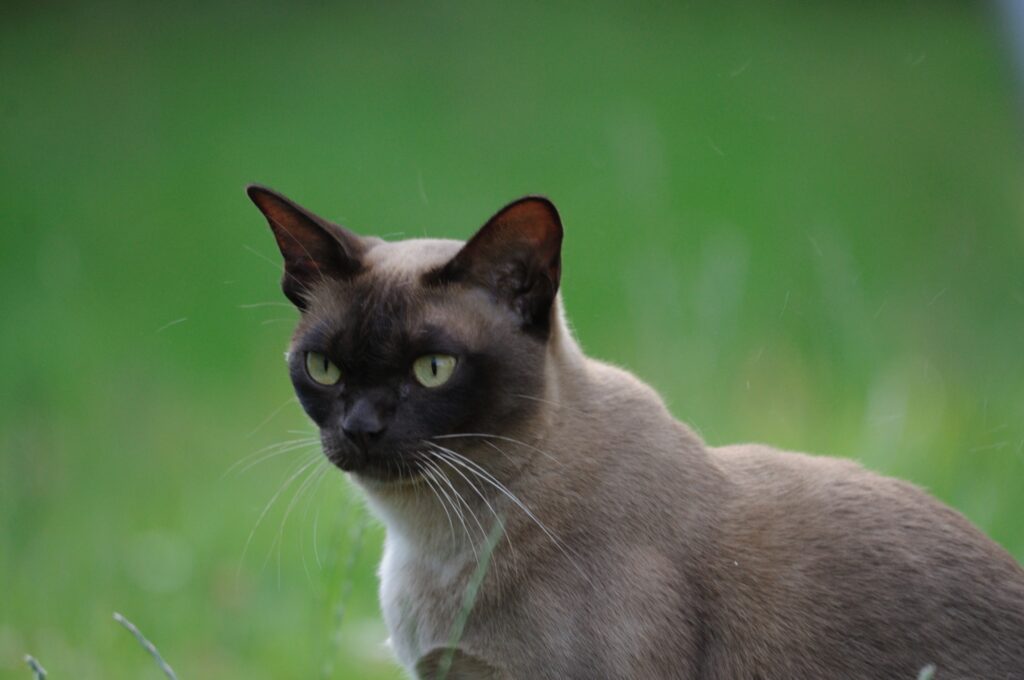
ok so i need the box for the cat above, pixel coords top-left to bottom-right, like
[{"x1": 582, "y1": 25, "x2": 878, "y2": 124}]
[{"x1": 247, "y1": 184, "x2": 1024, "y2": 680}]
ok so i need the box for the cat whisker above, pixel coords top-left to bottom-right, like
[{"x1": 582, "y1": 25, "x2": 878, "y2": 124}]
[
  {"x1": 425, "y1": 442, "x2": 590, "y2": 584},
  {"x1": 246, "y1": 396, "x2": 300, "y2": 438},
  {"x1": 428, "y1": 453, "x2": 490, "y2": 550},
  {"x1": 421, "y1": 442, "x2": 515, "y2": 558},
  {"x1": 223, "y1": 436, "x2": 320, "y2": 478},
  {"x1": 238, "y1": 301, "x2": 295, "y2": 309},
  {"x1": 233, "y1": 441, "x2": 320, "y2": 477},
  {"x1": 238, "y1": 452, "x2": 323, "y2": 580},
  {"x1": 432, "y1": 433, "x2": 564, "y2": 467},
  {"x1": 422, "y1": 455, "x2": 477, "y2": 552},
  {"x1": 417, "y1": 454, "x2": 481, "y2": 563},
  {"x1": 421, "y1": 458, "x2": 470, "y2": 553},
  {"x1": 312, "y1": 471, "x2": 328, "y2": 571},
  {"x1": 480, "y1": 439, "x2": 515, "y2": 463},
  {"x1": 415, "y1": 455, "x2": 457, "y2": 542},
  {"x1": 300, "y1": 463, "x2": 331, "y2": 577},
  {"x1": 267, "y1": 458, "x2": 329, "y2": 586}
]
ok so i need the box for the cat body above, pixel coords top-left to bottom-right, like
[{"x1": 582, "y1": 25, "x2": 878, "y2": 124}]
[
  {"x1": 375, "y1": 332, "x2": 1024, "y2": 679},
  {"x1": 248, "y1": 186, "x2": 1024, "y2": 679}
]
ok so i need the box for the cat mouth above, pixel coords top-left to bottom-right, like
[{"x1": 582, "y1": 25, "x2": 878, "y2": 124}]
[{"x1": 322, "y1": 445, "x2": 424, "y2": 485}]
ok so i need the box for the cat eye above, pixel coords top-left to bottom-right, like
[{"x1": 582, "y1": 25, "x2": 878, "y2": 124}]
[
  {"x1": 413, "y1": 354, "x2": 457, "y2": 388},
  {"x1": 305, "y1": 351, "x2": 342, "y2": 385}
]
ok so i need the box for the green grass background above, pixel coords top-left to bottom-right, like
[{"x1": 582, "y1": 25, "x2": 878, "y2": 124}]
[{"x1": 2, "y1": 1, "x2": 1023, "y2": 677}]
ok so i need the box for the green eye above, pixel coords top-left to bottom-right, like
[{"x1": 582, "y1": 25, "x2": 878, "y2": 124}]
[
  {"x1": 413, "y1": 354, "x2": 457, "y2": 388},
  {"x1": 305, "y1": 351, "x2": 342, "y2": 385}
]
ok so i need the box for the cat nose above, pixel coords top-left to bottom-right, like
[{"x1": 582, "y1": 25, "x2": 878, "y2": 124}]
[{"x1": 342, "y1": 398, "x2": 388, "y2": 449}]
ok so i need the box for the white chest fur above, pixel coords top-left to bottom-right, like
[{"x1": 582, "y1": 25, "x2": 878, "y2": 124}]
[
  {"x1": 363, "y1": 486, "x2": 480, "y2": 672},
  {"x1": 378, "y1": 532, "x2": 477, "y2": 670}
]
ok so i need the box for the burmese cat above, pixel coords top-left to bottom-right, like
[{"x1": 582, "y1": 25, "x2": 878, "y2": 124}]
[{"x1": 247, "y1": 185, "x2": 1024, "y2": 680}]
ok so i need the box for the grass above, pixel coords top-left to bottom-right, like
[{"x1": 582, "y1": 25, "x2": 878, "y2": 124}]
[
  {"x1": 112, "y1": 613, "x2": 178, "y2": 680},
  {"x1": 1, "y1": 1, "x2": 1023, "y2": 677}
]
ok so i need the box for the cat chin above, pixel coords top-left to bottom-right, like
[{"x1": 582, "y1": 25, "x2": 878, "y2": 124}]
[
  {"x1": 326, "y1": 450, "x2": 425, "y2": 489},
  {"x1": 348, "y1": 468, "x2": 424, "y2": 492}
]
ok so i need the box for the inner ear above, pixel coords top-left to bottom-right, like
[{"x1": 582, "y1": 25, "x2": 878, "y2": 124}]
[
  {"x1": 427, "y1": 196, "x2": 563, "y2": 336},
  {"x1": 246, "y1": 184, "x2": 364, "y2": 309}
]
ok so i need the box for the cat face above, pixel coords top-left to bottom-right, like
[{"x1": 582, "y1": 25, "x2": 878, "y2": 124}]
[{"x1": 248, "y1": 186, "x2": 562, "y2": 484}]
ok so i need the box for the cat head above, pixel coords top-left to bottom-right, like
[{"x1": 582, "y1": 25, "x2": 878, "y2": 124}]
[{"x1": 247, "y1": 185, "x2": 563, "y2": 485}]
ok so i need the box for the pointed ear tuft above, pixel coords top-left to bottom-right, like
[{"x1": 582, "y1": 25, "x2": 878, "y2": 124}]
[
  {"x1": 428, "y1": 196, "x2": 563, "y2": 336},
  {"x1": 246, "y1": 184, "x2": 363, "y2": 308}
]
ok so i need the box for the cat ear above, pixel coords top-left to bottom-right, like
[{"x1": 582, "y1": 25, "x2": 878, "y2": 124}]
[
  {"x1": 246, "y1": 184, "x2": 363, "y2": 309},
  {"x1": 429, "y1": 196, "x2": 563, "y2": 335}
]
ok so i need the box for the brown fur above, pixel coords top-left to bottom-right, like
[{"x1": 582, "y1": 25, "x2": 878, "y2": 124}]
[{"x1": 249, "y1": 187, "x2": 1024, "y2": 679}]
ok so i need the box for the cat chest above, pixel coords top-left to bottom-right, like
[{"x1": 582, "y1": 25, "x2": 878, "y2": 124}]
[{"x1": 378, "y1": 540, "x2": 474, "y2": 667}]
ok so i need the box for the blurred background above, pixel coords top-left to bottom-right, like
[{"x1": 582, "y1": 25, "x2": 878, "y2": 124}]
[{"x1": 2, "y1": 1, "x2": 1023, "y2": 677}]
